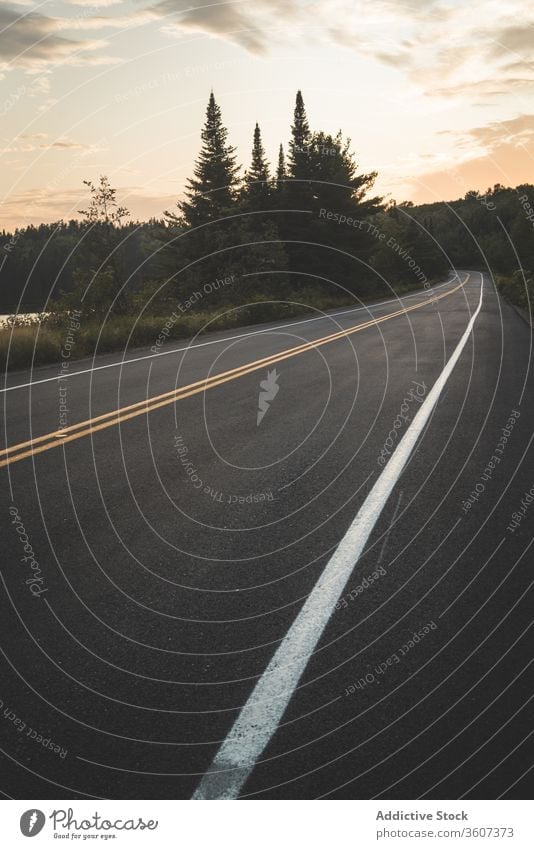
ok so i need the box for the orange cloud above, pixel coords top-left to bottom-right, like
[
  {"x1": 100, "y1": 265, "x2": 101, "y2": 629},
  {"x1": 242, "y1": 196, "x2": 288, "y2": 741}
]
[{"x1": 406, "y1": 115, "x2": 534, "y2": 203}]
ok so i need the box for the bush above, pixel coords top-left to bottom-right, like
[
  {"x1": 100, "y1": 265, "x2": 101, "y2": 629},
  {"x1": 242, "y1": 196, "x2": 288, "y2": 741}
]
[
  {"x1": 0, "y1": 279, "x2": 428, "y2": 371},
  {"x1": 496, "y1": 269, "x2": 534, "y2": 314}
]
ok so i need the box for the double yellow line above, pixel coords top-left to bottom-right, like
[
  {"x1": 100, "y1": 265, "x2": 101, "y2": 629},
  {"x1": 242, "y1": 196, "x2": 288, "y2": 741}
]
[{"x1": 0, "y1": 276, "x2": 467, "y2": 469}]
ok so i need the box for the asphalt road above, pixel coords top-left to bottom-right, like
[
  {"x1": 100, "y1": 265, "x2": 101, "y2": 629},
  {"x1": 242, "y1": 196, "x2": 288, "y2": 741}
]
[{"x1": 1, "y1": 270, "x2": 532, "y2": 800}]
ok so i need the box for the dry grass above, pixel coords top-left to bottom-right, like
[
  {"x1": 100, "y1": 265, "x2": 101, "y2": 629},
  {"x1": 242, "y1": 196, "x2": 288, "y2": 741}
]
[
  {"x1": 0, "y1": 294, "x2": 350, "y2": 371},
  {"x1": 0, "y1": 282, "x2": 427, "y2": 372}
]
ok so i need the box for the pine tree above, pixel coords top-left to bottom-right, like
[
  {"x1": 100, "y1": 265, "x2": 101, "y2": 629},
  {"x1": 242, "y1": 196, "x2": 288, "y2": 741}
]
[
  {"x1": 242, "y1": 123, "x2": 271, "y2": 208},
  {"x1": 288, "y1": 90, "x2": 311, "y2": 180},
  {"x1": 275, "y1": 92, "x2": 314, "y2": 278},
  {"x1": 171, "y1": 92, "x2": 240, "y2": 228},
  {"x1": 275, "y1": 144, "x2": 286, "y2": 195},
  {"x1": 285, "y1": 91, "x2": 314, "y2": 215},
  {"x1": 274, "y1": 145, "x2": 287, "y2": 205},
  {"x1": 161, "y1": 93, "x2": 242, "y2": 298},
  {"x1": 238, "y1": 127, "x2": 289, "y2": 298}
]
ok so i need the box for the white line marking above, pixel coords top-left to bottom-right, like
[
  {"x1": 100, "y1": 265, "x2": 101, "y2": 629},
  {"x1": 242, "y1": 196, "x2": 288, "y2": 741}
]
[
  {"x1": 1, "y1": 278, "x2": 456, "y2": 394},
  {"x1": 192, "y1": 272, "x2": 483, "y2": 800}
]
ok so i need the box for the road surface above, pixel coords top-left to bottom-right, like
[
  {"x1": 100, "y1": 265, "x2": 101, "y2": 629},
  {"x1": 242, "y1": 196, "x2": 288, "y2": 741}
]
[{"x1": 1, "y1": 270, "x2": 532, "y2": 799}]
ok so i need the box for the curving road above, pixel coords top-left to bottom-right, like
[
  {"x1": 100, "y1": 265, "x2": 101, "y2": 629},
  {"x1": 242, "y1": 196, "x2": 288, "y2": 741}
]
[{"x1": 1, "y1": 270, "x2": 532, "y2": 800}]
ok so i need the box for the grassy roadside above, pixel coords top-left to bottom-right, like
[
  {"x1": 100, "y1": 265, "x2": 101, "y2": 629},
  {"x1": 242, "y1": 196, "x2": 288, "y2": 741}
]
[
  {"x1": 495, "y1": 270, "x2": 533, "y2": 320},
  {"x1": 0, "y1": 282, "x2": 429, "y2": 372}
]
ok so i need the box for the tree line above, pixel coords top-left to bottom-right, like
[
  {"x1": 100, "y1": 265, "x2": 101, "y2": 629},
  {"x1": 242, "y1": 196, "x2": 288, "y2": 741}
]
[{"x1": 1, "y1": 91, "x2": 532, "y2": 317}]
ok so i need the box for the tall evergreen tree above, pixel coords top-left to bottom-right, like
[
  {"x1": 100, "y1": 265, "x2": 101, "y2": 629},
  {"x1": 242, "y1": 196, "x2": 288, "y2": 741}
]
[
  {"x1": 275, "y1": 144, "x2": 286, "y2": 196},
  {"x1": 169, "y1": 91, "x2": 240, "y2": 228},
  {"x1": 288, "y1": 90, "x2": 311, "y2": 181},
  {"x1": 161, "y1": 93, "x2": 243, "y2": 299},
  {"x1": 242, "y1": 123, "x2": 271, "y2": 208},
  {"x1": 284, "y1": 90, "x2": 315, "y2": 219},
  {"x1": 238, "y1": 126, "x2": 289, "y2": 299}
]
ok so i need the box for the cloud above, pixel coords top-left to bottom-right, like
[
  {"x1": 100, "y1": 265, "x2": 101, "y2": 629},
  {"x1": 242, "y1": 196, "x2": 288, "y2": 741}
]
[
  {"x1": 465, "y1": 114, "x2": 534, "y2": 150},
  {"x1": 158, "y1": 0, "x2": 521, "y2": 107},
  {"x1": 405, "y1": 114, "x2": 534, "y2": 203},
  {"x1": 0, "y1": 185, "x2": 178, "y2": 228},
  {"x1": 152, "y1": 0, "x2": 305, "y2": 54},
  {"x1": 134, "y1": 0, "x2": 534, "y2": 111},
  {"x1": 67, "y1": 0, "x2": 125, "y2": 6},
  {"x1": 432, "y1": 76, "x2": 534, "y2": 100},
  {"x1": 490, "y1": 25, "x2": 534, "y2": 57},
  {"x1": 2, "y1": 132, "x2": 105, "y2": 152},
  {"x1": 437, "y1": 115, "x2": 534, "y2": 152},
  {"x1": 58, "y1": 9, "x2": 156, "y2": 31},
  {"x1": 47, "y1": 138, "x2": 91, "y2": 149},
  {"x1": 0, "y1": 186, "x2": 91, "y2": 227},
  {"x1": 2, "y1": 0, "x2": 531, "y2": 100},
  {"x1": 0, "y1": 3, "x2": 118, "y2": 69},
  {"x1": 154, "y1": 0, "x2": 269, "y2": 53},
  {"x1": 407, "y1": 148, "x2": 534, "y2": 204}
]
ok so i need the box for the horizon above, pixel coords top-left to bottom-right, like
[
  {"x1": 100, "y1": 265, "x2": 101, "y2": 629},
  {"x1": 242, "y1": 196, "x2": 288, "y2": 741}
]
[
  {"x1": 1, "y1": 0, "x2": 533, "y2": 230},
  {"x1": 2, "y1": 156, "x2": 532, "y2": 234}
]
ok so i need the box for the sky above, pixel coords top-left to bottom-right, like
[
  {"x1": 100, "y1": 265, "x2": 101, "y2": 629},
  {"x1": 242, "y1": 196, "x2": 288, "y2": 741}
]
[{"x1": 1, "y1": 0, "x2": 533, "y2": 229}]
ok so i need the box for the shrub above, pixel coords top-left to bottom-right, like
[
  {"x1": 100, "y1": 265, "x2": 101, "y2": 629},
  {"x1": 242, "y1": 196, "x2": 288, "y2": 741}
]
[
  {"x1": 0, "y1": 280, "x2": 424, "y2": 371},
  {"x1": 496, "y1": 269, "x2": 534, "y2": 314}
]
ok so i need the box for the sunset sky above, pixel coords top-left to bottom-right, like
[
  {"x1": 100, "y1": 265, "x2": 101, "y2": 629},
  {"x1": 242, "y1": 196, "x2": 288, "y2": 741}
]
[{"x1": 1, "y1": 0, "x2": 533, "y2": 229}]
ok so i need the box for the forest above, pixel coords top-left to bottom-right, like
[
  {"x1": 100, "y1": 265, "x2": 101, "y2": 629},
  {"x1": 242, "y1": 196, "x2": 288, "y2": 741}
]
[{"x1": 0, "y1": 91, "x2": 532, "y2": 367}]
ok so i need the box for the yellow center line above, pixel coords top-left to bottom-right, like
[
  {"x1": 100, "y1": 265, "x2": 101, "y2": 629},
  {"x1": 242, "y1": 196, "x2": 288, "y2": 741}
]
[{"x1": 0, "y1": 276, "x2": 468, "y2": 469}]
